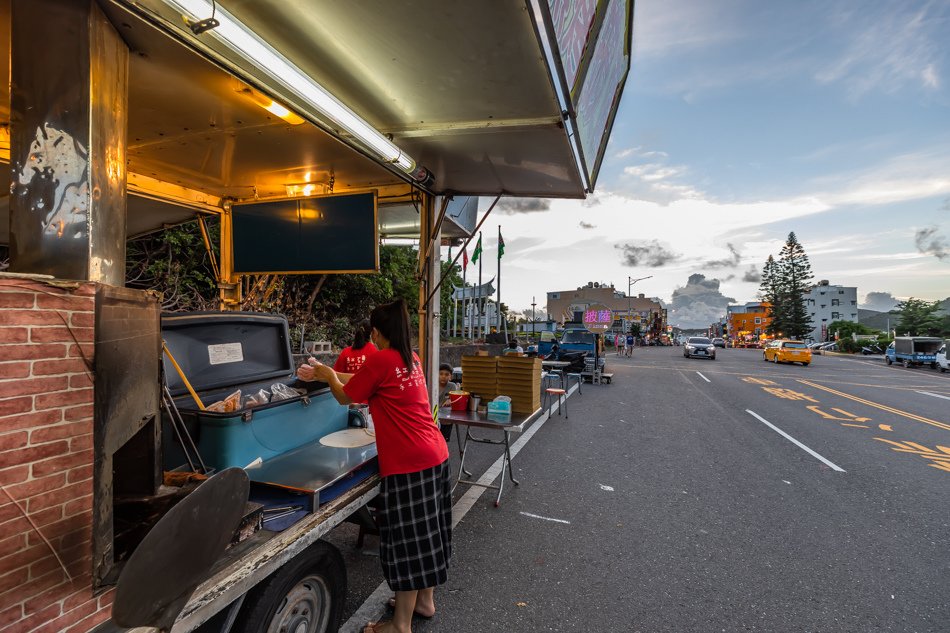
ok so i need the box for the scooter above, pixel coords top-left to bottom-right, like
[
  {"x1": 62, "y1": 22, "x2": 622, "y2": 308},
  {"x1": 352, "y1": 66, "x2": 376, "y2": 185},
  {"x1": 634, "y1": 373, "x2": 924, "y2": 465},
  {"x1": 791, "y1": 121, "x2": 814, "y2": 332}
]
[{"x1": 861, "y1": 344, "x2": 883, "y2": 355}]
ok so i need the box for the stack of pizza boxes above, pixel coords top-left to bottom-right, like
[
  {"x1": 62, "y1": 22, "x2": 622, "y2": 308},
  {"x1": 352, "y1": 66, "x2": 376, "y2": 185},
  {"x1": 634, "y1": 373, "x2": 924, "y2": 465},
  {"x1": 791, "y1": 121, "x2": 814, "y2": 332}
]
[
  {"x1": 496, "y1": 355, "x2": 541, "y2": 414},
  {"x1": 460, "y1": 355, "x2": 499, "y2": 402}
]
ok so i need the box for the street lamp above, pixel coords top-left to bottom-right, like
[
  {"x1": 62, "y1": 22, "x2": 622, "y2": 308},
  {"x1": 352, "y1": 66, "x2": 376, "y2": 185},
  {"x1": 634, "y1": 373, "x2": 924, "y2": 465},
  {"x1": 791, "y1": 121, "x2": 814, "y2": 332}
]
[{"x1": 628, "y1": 275, "x2": 652, "y2": 332}]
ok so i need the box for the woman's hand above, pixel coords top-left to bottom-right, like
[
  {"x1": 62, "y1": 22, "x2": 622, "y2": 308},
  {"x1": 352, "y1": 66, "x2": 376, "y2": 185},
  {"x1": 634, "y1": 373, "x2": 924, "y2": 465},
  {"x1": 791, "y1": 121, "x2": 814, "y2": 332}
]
[{"x1": 297, "y1": 359, "x2": 334, "y2": 382}]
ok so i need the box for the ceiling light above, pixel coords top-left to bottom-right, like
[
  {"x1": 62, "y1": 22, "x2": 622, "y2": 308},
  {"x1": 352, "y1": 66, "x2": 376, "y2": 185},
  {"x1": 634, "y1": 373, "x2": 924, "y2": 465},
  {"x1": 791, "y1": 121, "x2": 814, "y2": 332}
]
[
  {"x1": 165, "y1": 0, "x2": 424, "y2": 179},
  {"x1": 262, "y1": 100, "x2": 305, "y2": 125}
]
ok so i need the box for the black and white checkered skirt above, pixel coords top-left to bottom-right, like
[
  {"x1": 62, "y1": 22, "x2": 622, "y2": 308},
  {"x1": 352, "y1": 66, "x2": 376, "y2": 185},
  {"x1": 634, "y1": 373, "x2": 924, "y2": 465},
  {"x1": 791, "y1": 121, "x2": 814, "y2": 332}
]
[{"x1": 378, "y1": 460, "x2": 452, "y2": 591}]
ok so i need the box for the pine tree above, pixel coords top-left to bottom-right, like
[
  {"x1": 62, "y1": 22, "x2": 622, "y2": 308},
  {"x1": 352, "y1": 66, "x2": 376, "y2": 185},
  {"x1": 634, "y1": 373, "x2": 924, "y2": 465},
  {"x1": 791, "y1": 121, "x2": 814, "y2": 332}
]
[
  {"x1": 758, "y1": 255, "x2": 785, "y2": 336},
  {"x1": 776, "y1": 232, "x2": 814, "y2": 339}
]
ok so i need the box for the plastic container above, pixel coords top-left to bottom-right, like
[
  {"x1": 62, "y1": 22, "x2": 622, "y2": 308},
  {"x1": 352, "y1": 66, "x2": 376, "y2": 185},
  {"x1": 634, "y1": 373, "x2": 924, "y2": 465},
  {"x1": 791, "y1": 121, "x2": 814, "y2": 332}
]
[{"x1": 449, "y1": 390, "x2": 470, "y2": 411}]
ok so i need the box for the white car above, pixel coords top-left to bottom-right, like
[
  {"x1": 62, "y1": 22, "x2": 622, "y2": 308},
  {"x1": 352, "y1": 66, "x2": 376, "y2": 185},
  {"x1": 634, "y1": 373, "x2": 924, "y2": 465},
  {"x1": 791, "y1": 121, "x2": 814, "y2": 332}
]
[{"x1": 937, "y1": 344, "x2": 948, "y2": 373}]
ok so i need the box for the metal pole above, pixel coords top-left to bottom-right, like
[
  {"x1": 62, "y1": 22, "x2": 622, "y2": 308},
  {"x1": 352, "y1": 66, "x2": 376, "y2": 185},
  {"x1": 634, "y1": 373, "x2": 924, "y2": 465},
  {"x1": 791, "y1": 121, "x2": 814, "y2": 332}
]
[
  {"x1": 478, "y1": 231, "x2": 483, "y2": 338},
  {"x1": 496, "y1": 225, "x2": 501, "y2": 337}
]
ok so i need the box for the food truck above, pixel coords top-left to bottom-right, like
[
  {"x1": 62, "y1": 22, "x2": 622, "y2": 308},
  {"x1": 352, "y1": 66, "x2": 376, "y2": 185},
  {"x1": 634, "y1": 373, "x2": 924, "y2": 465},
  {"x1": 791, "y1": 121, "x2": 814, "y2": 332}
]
[{"x1": 0, "y1": 1, "x2": 633, "y2": 631}]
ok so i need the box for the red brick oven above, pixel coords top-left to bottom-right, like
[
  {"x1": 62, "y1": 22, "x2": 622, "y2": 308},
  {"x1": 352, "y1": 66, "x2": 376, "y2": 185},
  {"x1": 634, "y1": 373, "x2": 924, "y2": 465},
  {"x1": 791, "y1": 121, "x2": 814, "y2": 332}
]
[{"x1": 1, "y1": 278, "x2": 113, "y2": 632}]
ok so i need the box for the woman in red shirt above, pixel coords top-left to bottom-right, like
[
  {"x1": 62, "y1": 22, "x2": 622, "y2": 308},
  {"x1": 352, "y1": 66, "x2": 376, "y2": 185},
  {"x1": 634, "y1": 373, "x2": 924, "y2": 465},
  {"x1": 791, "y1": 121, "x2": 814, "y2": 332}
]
[
  {"x1": 298, "y1": 299, "x2": 450, "y2": 633},
  {"x1": 333, "y1": 319, "x2": 378, "y2": 374}
]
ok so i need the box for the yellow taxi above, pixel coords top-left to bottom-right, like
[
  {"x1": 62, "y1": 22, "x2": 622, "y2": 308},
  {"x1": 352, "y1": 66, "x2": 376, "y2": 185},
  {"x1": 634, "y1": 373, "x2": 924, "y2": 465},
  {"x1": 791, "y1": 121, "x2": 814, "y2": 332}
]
[{"x1": 763, "y1": 340, "x2": 812, "y2": 366}]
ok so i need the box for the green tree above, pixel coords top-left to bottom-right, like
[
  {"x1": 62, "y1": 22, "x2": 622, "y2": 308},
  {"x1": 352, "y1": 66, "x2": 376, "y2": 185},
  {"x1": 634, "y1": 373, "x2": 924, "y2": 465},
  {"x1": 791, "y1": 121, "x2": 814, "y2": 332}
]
[
  {"x1": 895, "y1": 298, "x2": 943, "y2": 336},
  {"x1": 776, "y1": 232, "x2": 814, "y2": 339},
  {"x1": 758, "y1": 255, "x2": 786, "y2": 336},
  {"x1": 827, "y1": 320, "x2": 874, "y2": 340}
]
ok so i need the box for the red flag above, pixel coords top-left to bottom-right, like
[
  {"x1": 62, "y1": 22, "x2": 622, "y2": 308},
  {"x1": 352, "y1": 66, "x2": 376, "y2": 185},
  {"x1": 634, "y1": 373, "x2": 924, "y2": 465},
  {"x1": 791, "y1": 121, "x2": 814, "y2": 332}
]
[{"x1": 462, "y1": 248, "x2": 468, "y2": 272}]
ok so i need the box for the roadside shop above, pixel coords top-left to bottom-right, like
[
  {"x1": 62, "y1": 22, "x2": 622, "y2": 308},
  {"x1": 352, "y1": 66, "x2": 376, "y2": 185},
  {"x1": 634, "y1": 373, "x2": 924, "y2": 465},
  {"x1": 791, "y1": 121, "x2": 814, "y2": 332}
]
[{"x1": 0, "y1": 1, "x2": 632, "y2": 631}]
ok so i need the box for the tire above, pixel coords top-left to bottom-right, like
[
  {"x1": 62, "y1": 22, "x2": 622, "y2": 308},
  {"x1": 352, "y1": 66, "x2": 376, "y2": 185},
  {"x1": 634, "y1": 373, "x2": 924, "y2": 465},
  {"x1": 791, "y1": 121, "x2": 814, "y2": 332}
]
[
  {"x1": 232, "y1": 541, "x2": 346, "y2": 633},
  {"x1": 763, "y1": 354, "x2": 768, "y2": 362},
  {"x1": 903, "y1": 359, "x2": 910, "y2": 368},
  {"x1": 941, "y1": 367, "x2": 947, "y2": 373},
  {"x1": 773, "y1": 356, "x2": 778, "y2": 364},
  {"x1": 802, "y1": 363, "x2": 810, "y2": 367},
  {"x1": 885, "y1": 357, "x2": 892, "y2": 365},
  {"x1": 931, "y1": 363, "x2": 938, "y2": 370}
]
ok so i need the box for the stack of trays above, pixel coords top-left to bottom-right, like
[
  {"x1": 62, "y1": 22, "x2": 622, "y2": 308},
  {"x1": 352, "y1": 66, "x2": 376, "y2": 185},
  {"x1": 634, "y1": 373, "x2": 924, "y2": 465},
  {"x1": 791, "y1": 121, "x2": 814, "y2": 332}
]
[
  {"x1": 496, "y1": 356, "x2": 541, "y2": 414},
  {"x1": 461, "y1": 356, "x2": 499, "y2": 401}
]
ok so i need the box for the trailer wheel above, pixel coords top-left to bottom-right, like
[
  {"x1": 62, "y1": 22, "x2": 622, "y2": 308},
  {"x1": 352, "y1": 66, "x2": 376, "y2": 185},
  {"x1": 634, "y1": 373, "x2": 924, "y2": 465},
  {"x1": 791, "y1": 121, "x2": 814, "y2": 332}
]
[{"x1": 233, "y1": 541, "x2": 345, "y2": 633}]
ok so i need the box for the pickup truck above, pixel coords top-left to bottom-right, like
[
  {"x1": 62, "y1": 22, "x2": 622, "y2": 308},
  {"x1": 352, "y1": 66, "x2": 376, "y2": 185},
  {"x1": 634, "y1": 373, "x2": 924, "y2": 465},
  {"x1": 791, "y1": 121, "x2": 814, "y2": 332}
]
[{"x1": 885, "y1": 337, "x2": 944, "y2": 368}]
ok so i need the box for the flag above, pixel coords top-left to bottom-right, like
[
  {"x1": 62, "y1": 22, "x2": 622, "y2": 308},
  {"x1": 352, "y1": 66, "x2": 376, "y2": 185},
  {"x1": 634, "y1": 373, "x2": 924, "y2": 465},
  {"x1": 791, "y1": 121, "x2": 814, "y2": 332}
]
[
  {"x1": 462, "y1": 247, "x2": 468, "y2": 271},
  {"x1": 498, "y1": 232, "x2": 505, "y2": 259},
  {"x1": 472, "y1": 235, "x2": 482, "y2": 263}
]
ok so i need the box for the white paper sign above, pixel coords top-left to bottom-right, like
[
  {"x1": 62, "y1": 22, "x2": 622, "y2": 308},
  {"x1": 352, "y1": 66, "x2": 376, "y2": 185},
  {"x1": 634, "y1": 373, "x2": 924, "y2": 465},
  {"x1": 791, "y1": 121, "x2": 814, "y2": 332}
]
[{"x1": 208, "y1": 342, "x2": 244, "y2": 365}]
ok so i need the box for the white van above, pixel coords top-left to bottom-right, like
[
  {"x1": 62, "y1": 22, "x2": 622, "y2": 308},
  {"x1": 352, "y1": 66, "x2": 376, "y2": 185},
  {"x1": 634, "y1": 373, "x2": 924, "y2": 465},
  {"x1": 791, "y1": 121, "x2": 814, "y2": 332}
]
[{"x1": 936, "y1": 343, "x2": 949, "y2": 373}]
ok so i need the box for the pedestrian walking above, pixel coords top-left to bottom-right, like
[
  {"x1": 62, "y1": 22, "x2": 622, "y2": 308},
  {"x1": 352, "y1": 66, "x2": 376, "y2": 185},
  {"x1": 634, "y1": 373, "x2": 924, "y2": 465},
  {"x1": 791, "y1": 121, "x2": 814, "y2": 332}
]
[
  {"x1": 617, "y1": 332, "x2": 626, "y2": 355},
  {"x1": 626, "y1": 333, "x2": 634, "y2": 357}
]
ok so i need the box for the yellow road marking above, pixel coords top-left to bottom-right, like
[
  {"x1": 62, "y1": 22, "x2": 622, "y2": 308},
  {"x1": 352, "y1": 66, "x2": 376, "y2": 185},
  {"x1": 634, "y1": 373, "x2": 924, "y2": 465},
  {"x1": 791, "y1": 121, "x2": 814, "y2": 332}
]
[
  {"x1": 763, "y1": 387, "x2": 819, "y2": 402},
  {"x1": 806, "y1": 405, "x2": 871, "y2": 422},
  {"x1": 878, "y1": 424, "x2": 893, "y2": 432},
  {"x1": 742, "y1": 376, "x2": 778, "y2": 385},
  {"x1": 840, "y1": 423, "x2": 870, "y2": 428},
  {"x1": 799, "y1": 380, "x2": 950, "y2": 432}
]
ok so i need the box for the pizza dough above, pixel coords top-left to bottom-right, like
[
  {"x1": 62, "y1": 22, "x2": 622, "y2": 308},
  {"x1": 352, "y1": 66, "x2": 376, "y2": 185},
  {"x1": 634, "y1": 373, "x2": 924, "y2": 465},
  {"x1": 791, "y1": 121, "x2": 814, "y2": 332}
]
[{"x1": 319, "y1": 428, "x2": 376, "y2": 448}]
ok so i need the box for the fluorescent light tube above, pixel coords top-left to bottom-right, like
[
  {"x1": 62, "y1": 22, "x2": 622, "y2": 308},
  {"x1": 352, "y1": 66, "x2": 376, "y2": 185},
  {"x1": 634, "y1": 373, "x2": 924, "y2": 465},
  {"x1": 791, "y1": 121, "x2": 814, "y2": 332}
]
[{"x1": 165, "y1": 0, "x2": 420, "y2": 177}]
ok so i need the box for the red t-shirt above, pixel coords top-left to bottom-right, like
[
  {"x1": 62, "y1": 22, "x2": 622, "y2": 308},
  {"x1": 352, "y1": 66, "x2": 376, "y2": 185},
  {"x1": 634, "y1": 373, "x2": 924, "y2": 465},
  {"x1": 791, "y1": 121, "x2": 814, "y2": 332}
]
[
  {"x1": 333, "y1": 343, "x2": 378, "y2": 374},
  {"x1": 343, "y1": 349, "x2": 448, "y2": 477}
]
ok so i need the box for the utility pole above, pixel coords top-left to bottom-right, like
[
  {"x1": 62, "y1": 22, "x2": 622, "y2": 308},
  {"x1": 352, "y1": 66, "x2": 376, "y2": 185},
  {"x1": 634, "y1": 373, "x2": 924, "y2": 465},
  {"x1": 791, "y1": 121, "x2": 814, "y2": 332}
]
[{"x1": 531, "y1": 296, "x2": 536, "y2": 338}]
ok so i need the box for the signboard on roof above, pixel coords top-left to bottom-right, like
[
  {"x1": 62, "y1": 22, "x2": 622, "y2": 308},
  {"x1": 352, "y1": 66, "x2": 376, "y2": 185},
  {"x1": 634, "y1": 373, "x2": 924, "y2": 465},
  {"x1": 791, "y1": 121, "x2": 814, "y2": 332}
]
[{"x1": 582, "y1": 304, "x2": 613, "y2": 333}]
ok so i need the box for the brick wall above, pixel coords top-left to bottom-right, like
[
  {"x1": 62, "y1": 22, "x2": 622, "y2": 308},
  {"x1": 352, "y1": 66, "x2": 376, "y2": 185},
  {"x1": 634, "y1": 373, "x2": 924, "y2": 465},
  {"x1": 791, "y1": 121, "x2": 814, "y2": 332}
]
[{"x1": 0, "y1": 278, "x2": 113, "y2": 633}]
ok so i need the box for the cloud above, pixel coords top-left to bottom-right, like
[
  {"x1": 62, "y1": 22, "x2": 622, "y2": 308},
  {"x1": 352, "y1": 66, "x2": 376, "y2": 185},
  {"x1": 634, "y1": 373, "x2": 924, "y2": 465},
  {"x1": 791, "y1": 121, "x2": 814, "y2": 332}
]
[
  {"x1": 814, "y1": 3, "x2": 946, "y2": 97},
  {"x1": 620, "y1": 160, "x2": 703, "y2": 205},
  {"x1": 497, "y1": 198, "x2": 551, "y2": 214},
  {"x1": 616, "y1": 240, "x2": 681, "y2": 267},
  {"x1": 579, "y1": 221, "x2": 596, "y2": 229},
  {"x1": 914, "y1": 226, "x2": 950, "y2": 262},
  {"x1": 861, "y1": 291, "x2": 900, "y2": 312},
  {"x1": 742, "y1": 266, "x2": 761, "y2": 283},
  {"x1": 669, "y1": 273, "x2": 736, "y2": 328},
  {"x1": 703, "y1": 243, "x2": 741, "y2": 269}
]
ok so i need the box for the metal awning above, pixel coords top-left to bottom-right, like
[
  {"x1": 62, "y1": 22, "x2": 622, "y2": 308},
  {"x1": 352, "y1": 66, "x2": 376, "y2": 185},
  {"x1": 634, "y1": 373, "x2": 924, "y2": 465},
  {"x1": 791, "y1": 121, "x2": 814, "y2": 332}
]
[{"x1": 0, "y1": 0, "x2": 633, "y2": 238}]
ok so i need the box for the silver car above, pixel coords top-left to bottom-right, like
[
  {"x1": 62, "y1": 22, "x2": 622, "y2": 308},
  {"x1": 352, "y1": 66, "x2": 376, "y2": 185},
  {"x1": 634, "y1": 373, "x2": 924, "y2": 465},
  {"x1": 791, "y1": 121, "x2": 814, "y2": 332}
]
[{"x1": 684, "y1": 337, "x2": 717, "y2": 360}]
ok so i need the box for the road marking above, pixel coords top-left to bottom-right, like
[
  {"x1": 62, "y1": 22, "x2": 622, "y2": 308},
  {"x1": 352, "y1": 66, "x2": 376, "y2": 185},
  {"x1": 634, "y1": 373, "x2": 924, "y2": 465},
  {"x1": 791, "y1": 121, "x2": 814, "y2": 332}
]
[
  {"x1": 340, "y1": 385, "x2": 578, "y2": 632},
  {"x1": 799, "y1": 380, "x2": 950, "y2": 432},
  {"x1": 917, "y1": 390, "x2": 950, "y2": 401},
  {"x1": 762, "y1": 387, "x2": 819, "y2": 402},
  {"x1": 519, "y1": 511, "x2": 571, "y2": 524},
  {"x1": 879, "y1": 424, "x2": 893, "y2": 432},
  {"x1": 598, "y1": 483, "x2": 614, "y2": 491},
  {"x1": 743, "y1": 376, "x2": 778, "y2": 385},
  {"x1": 746, "y1": 409, "x2": 846, "y2": 472},
  {"x1": 696, "y1": 371, "x2": 711, "y2": 383},
  {"x1": 806, "y1": 405, "x2": 871, "y2": 422}
]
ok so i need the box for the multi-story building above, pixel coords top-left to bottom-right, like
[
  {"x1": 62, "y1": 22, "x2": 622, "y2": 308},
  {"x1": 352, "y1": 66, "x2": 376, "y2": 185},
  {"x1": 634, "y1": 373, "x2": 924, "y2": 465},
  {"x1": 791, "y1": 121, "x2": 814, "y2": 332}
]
[
  {"x1": 805, "y1": 280, "x2": 858, "y2": 342},
  {"x1": 726, "y1": 302, "x2": 771, "y2": 345},
  {"x1": 546, "y1": 282, "x2": 666, "y2": 334}
]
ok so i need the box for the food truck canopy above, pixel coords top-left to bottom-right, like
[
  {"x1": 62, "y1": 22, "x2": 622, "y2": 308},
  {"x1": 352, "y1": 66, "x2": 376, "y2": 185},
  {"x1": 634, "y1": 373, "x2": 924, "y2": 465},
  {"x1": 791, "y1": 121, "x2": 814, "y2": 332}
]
[{"x1": 0, "y1": 0, "x2": 632, "y2": 238}]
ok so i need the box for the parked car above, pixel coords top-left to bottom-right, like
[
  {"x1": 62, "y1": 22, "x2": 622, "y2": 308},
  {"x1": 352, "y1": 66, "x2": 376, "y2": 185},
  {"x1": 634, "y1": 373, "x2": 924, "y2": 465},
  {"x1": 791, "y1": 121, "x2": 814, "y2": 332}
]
[
  {"x1": 683, "y1": 337, "x2": 716, "y2": 360},
  {"x1": 936, "y1": 343, "x2": 948, "y2": 373},
  {"x1": 763, "y1": 340, "x2": 811, "y2": 366},
  {"x1": 711, "y1": 337, "x2": 726, "y2": 348}
]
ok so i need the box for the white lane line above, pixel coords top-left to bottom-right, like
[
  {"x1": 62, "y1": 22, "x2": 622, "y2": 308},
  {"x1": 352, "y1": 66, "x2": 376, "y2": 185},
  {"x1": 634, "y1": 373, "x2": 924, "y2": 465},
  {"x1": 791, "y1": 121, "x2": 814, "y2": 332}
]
[
  {"x1": 696, "y1": 371, "x2": 711, "y2": 383},
  {"x1": 598, "y1": 484, "x2": 614, "y2": 491},
  {"x1": 916, "y1": 390, "x2": 950, "y2": 401},
  {"x1": 745, "y1": 409, "x2": 846, "y2": 472},
  {"x1": 339, "y1": 385, "x2": 578, "y2": 632},
  {"x1": 520, "y1": 511, "x2": 571, "y2": 524}
]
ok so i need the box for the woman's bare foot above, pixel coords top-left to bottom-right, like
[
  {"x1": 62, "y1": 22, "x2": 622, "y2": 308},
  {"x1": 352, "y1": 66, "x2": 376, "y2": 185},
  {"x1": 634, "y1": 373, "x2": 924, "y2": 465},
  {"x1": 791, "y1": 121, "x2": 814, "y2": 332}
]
[{"x1": 363, "y1": 619, "x2": 409, "y2": 633}]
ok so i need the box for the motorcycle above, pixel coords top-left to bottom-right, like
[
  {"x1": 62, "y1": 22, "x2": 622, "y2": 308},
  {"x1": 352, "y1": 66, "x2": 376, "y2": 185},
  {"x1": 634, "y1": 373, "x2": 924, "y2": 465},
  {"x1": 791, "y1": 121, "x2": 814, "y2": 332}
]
[{"x1": 861, "y1": 344, "x2": 883, "y2": 355}]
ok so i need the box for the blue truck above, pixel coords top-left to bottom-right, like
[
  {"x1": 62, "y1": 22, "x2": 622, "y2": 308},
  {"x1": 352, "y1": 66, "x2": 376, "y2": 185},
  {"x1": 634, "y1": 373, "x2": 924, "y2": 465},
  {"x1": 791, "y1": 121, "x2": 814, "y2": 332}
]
[{"x1": 885, "y1": 336, "x2": 944, "y2": 368}]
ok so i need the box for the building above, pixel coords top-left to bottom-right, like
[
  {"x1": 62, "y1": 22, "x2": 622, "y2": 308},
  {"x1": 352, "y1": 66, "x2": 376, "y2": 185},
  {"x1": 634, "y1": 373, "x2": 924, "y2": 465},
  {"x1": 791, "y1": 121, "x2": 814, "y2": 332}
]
[
  {"x1": 546, "y1": 282, "x2": 667, "y2": 334},
  {"x1": 726, "y1": 302, "x2": 771, "y2": 345},
  {"x1": 806, "y1": 280, "x2": 858, "y2": 342}
]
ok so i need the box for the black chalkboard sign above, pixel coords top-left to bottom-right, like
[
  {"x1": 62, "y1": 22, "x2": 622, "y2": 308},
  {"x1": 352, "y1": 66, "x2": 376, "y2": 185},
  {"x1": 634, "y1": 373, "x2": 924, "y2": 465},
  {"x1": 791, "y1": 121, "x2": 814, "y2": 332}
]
[{"x1": 231, "y1": 192, "x2": 378, "y2": 274}]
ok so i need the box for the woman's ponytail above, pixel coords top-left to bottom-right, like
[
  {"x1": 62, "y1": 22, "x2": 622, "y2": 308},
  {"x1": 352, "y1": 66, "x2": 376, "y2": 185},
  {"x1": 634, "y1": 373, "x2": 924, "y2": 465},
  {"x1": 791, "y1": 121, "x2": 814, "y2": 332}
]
[{"x1": 370, "y1": 299, "x2": 414, "y2": 369}]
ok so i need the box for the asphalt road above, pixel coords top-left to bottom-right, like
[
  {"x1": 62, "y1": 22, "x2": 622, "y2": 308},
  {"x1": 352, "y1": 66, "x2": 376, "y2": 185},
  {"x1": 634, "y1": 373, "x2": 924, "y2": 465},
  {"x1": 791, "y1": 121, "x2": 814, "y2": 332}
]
[{"x1": 328, "y1": 347, "x2": 949, "y2": 632}]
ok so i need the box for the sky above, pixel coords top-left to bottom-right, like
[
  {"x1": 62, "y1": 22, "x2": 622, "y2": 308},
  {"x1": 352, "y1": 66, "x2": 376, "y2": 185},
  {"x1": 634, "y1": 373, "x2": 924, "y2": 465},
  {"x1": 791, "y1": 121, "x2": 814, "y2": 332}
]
[{"x1": 459, "y1": 0, "x2": 950, "y2": 328}]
